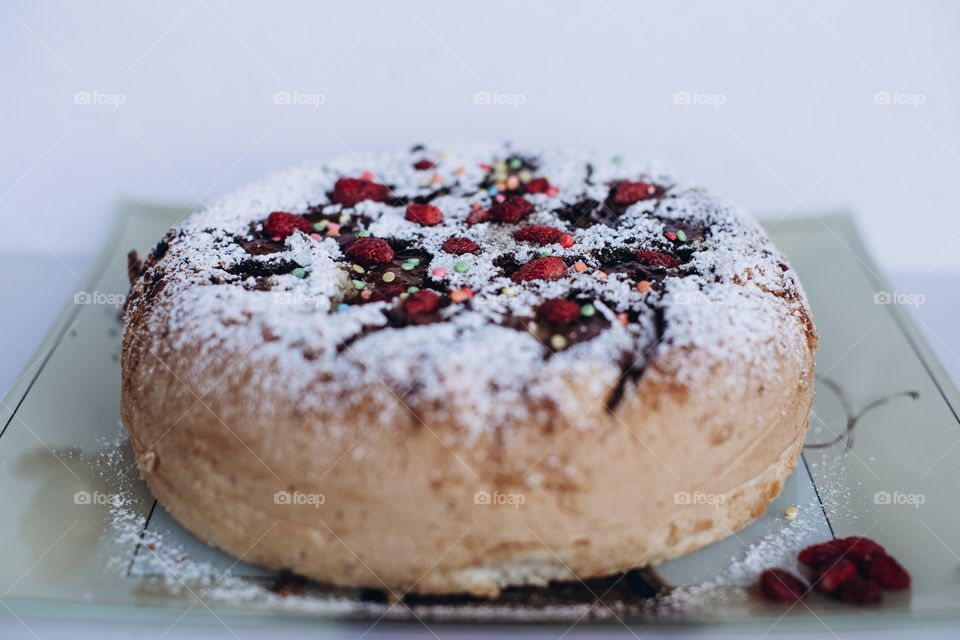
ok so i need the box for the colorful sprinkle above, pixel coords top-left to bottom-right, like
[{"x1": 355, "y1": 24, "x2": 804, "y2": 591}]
[
  {"x1": 539, "y1": 250, "x2": 552, "y2": 258},
  {"x1": 454, "y1": 260, "x2": 469, "y2": 273},
  {"x1": 292, "y1": 267, "x2": 306, "y2": 279},
  {"x1": 546, "y1": 186, "x2": 559, "y2": 197},
  {"x1": 616, "y1": 312, "x2": 628, "y2": 326},
  {"x1": 665, "y1": 231, "x2": 677, "y2": 241},
  {"x1": 337, "y1": 303, "x2": 349, "y2": 313},
  {"x1": 509, "y1": 158, "x2": 523, "y2": 170},
  {"x1": 361, "y1": 170, "x2": 375, "y2": 181},
  {"x1": 637, "y1": 280, "x2": 651, "y2": 293},
  {"x1": 676, "y1": 230, "x2": 687, "y2": 242},
  {"x1": 612, "y1": 154, "x2": 624, "y2": 165},
  {"x1": 313, "y1": 220, "x2": 329, "y2": 232},
  {"x1": 454, "y1": 166, "x2": 466, "y2": 176},
  {"x1": 518, "y1": 169, "x2": 533, "y2": 183},
  {"x1": 360, "y1": 289, "x2": 372, "y2": 300},
  {"x1": 597, "y1": 270, "x2": 608, "y2": 281},
  {"x1": 580, "y1": 303, "x2": 596, "y2": 317},
  {"x1": 431, "y1": 174, "x2": 443, "y2": 185},
  {"x1": 352, "y1": 264, "x2": 365, "y2": 274},
  {"x1": 357, "y1": 229, "x2": 371, "y2": 238},
  {"x1": 352, "y1": 279, "x2": 365, "y2": 290},
  {"x1": 573, "y1": 260, "x2": 588, "y2": 273},
  {"x1": 506, "y1": 175, "x2": 520, "y2": 190},
  {"x1": 487, "y1": 186, "x2": 499, "y2": 195},
  {"x1": 309, "y1": 233, "x2": 323, "y2": 241},
  {"x1": 550, "y1": 334, "x2": 568, "y2": 350},
  {"x1": 407, "y1": 286, "x2": 419, "y2": 293},
  {"x1": 339, "y1": 213, "x2": 350, "y2": 224},
  {"x1": 326, "y1": 223, "x2": 341, "y2": 237},
  {"x1": 501, "y1": 287, "x2": 517, "y2": 297},
  {"x1": 382, "y1": 271, "x2": 396, "y2": 283},
  {"x1": 450, "y1": 287, "x2": 473, "y2": 303},
  {"x1": 432, "y1": 267, "x2": 447, "y2": 278},
  {"x1": 560, "y1": 234, "x2": 574, "y2": 248}
]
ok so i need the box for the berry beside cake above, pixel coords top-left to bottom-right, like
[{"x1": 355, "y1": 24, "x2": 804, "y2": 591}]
[{"x1": 121, "y1": 144, "x2": 817, "y2": 597}]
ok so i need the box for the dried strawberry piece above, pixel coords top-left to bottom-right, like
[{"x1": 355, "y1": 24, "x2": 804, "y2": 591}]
[
  {"x1": 538, "y1": 299, "x2": 580, "y2": 324},
  {"x1": 369, "y1": 284, "x2": 404, "y2": 303},
  {"x1": 345, "y1": 237, "x2": 395, "y2": 265},
  {"x1": 332, "y1": 177, "x2": 391, "y2": 207},
  {"x1": 263, "y1": 212, "x2": 312, "y2": 239},
  {"x1": 525, "y1": 177, "x2": 551, "y2": 194},
  {"x1": 406, "y1": 202, "x2": 443, "y2": 226},
  {"x1": 837, "y1": 536, "x2": 886, "y2": 561},
  {"x1": 612, "y1": 181, "x2": 661, "y2": 205},
  {"x1": 813, "y1": 558, "x2": 859, "y2": 593},
  {"x1": 466, "y1": 207, "x2": 491, "y2": 225},
  {"x1": 759, "y1": 569, "x2": 807, "y2": 603},
  {"x1": 442, "y1": 237, "x2": 479, "y2": 254},
  {"x1": 514, "y1": 225, "x2": 563, "y2": 245},
  {"x1": 837, "y1": 578, "x2": 883, "y2": 605},
  {"x1": 510, "y1": 256, "x2": 568, "y2": 283},
  {"x1": 402, "y1": 289, "x2": 440, "y2": 317},
  {"x1": 861, "y1": 553, "x2": 911, "y2": 590},
  {"x1": 797, "y1": 540, "x2": 845, "y2": 568},
  {"x1": 413, "y1": 159, "x2": 436, "y2": 170},
  {"x1": 489, "y1": 196, "x2": 535, "y2": 223},
  {"x1": 636, "y1": 250, "x2": 681, "y2": 269}
]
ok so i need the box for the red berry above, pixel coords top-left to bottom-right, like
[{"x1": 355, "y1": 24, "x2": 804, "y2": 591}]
[
  {"x1": 406, "y1": 202, "x2": 443, "y2": 226},
  {"x1": 263, "y1": 212, "x2": 312, "y2": 239},
  {"x1": 560, "y1": 234, "x2": 574, "y2": 248},
  {"x1": 636, "y1": 250, "x2": 681, "y2": 269},
  {"x1": 332, "y1": 177, "x2": 391, "y2": 207},
  {"x1": 861, "y1": 553, "x2": 911, "y2": 590},
  {"x1": 466, "y1": 207, "x2": 491, "y2": 225},
  {"x1": 759, "y1": 569, "x2": 807, "y2": 603},
  {"x1": 510, "y1": 256, "x2": 568, "y2": 283},
  {"x1": 525, "y1": 177, "x2": 551, "y2": 194},
  {"x1": 538, "y1": 299, "x2": 581, "y2": 324},
  {"x1": 402, "y1": 290, "x2": 440, "y2": 317},
  {"x1": 370, "y1": 284, "x2": 404, "y2": 303},
  {"x1": 489, "y1": 196, "x2": 535, "y2": 223},
  {"x1": 837, "y1": 536, "x2": 886, "y2": 561},
  {"x1": 612, "y1": 181, "x2": 661, "y2": 205},
  {"x1": 413, "y1": 159, "x2": 436, "y2": 170},
  {"x1": 513, "y1": 225, "x2": 563, "y2": 245},
  {"x1": 814, "y1": 558, "x2": 859, "y2": 593},
  {"x1": 837, "y1": 578, "x2": 883, "y2": 605},
  {"x1": 345, "y1": 237, "x2": 395, "y2": 265},
  {"x1": 797, "y1": 540, "x2": 845, "y2": 568},
  {"x1": 442, "y1": 237, "x2": 479, "y2": 254}
]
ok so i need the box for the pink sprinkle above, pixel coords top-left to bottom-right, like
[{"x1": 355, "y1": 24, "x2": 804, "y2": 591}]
[
  {"x1": 361, "y1": 171, "x2": 375, "y2": 181},
  {"x1": 310, "y1": 233, "x2": 322, "y2": 241},
  {"x1": 271, "y1": 236, "x2": 281, "y2": 242},
  {"x1": 326, "y1": 223, "x2": 341, "y2": 237},
  {"x1": 546, "y1": 186, "x2": 559, "y2": 197},
  {"x1": 494, "y1": 194, "x2": 506, "y2": 203},
  {"x1": 432, "y1": 267, "x2": 447, "y2": 278}
]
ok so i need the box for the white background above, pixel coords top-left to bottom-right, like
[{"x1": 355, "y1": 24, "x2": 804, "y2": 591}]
[{"x1": 2, "y1": 0, "x2": 959, "y2": 275}]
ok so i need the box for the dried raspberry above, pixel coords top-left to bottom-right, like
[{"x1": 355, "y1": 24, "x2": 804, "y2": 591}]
[
  {"x1": 345, "y1": 237, "x2": 395, "y2": 265},
  {"x1": 759, "y1": 569, "x2": 807, "y2": 603},
  {"x1": 636, "y1": 250, "x2": 681, "y2": 269},
  {"x1": 797, "y1": 540, "x2": 845, "y2": 568},
  {"x1": 538, "y1": 299, "x2": 580, "y2": 324},
  {"x1": 369, "y1": 284, "x2": 404, "y2": 303},
  {"x1": 412, "y1": 159, "x2": 436, "y2": 170},
  {"x1": 837, "y1": 578, "x2": 883, "y2": 605},
  {"x1": 442, "y1": 237, "x2": 479, "y2": 254},
  {"x1": 263, "y1": 212, "x2": 312, "y2": 239},
  {"x1": 612, "y1": 181, "x2": 661, "y2": 205},
  {"x1": 837, "y1": 536, "x2": 886, "y2": 561},
  {"x1": 332, "y1": 177, "x2": 391, "y2": 207},
  {"x1": 514, "y1": 225, "x2": 563, "y2": 245},
  {"x1": 814, "y1": 558, "x2": 859, "y2": 593},
  {"x1": 466, "y1": 207, "x2": 491, "y2": 225},
  {"x1": 402, "y1": 289, "x2": 440, "y2": 317},
  {"x1": 525, "y1": 177, "x2": 551, "y2": 194},
  {"x1": 510, "y1": 256, "x2": 568, "y2": 283},
  {"x1": 406, "y1": 202, "x2": 443, "y2": 226},
  {"x1": 489, "y1": 196, "x2": 535, "y2": 223},
  {"x1": 861, "y1": 553, "x2": 911, "y2": 590}
]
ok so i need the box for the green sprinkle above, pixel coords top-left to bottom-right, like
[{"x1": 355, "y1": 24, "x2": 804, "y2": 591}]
[
  {"x1": 580, "y1": 303, "x2": 596, "y2": 318},
  {"x1": 539, "y1": 251, "x2": 552, "y2": 258},
  {"x1": 676, "y1": 230, "x2": 687, "y2": 242},
  {"x1": 313, "y1": 221, "x2": 329, "y2": 232},
  {"x1": 509, "y1": 157, "x2": 522, "y2": 170},
  {"x1": 357, "y1": 229, "x2": 371, "y2": 238},
  {"x1": 292, "y1": 267, "x2": 306, "y2": 279},
  {"x1": 611, "y1": 154, "x2": 624, "y2": 165},
  {"x1": 382, "y1": 271, "x2": 396, "y2": 283},
  {"x1": 454, "y1": 260, "x2": 469, "y2": 273},
  {"x1": 352, "y1": 279, "x2": 365, "y2": 290},
  {"x1": 352, "y1": 264, "x2": 365, "y2": 274},
  {"x1": 401, "y1": 261, "x2": 416, "y2": 271},
  {"x1": 407, "y1": 286, "x2": 419, "y2": 293}
]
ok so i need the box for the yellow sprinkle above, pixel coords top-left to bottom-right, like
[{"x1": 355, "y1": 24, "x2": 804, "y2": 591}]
[
  {"x1": 352, "y1": 264, "x2": 365, "y2": 274},
  {"x1": 501, "y1": 287, "x2": 517, "y2": 297},
  {"x1": 637, "y1": 280, "x2": 651, "y2": 293},
  {"x1": 573, "y1": 260, "x2": 588, "y2": 273},
  {"x1": 549, "y1": 334, "x2": 568, "y2": 350},
  {"x1": 382, "y1": 271, "x2": 396, "y2": 283},
  {"x1": 784, "y1": 506, "x2": 799, "y2": 521}
]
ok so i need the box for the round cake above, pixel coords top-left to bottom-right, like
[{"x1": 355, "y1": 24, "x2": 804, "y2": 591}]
[{"x1": 121, "y1": 143, "x2": 817, "y2": 597}]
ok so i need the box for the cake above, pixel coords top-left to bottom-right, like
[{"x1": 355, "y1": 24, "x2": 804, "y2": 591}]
[{"x1": 121, "y1": 143, "x2": 817, "y2": 597}]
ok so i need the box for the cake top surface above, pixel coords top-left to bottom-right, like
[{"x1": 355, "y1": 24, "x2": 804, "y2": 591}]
[{"x1": 126, "y1": 143, "x2": 812, "y2": 438}]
